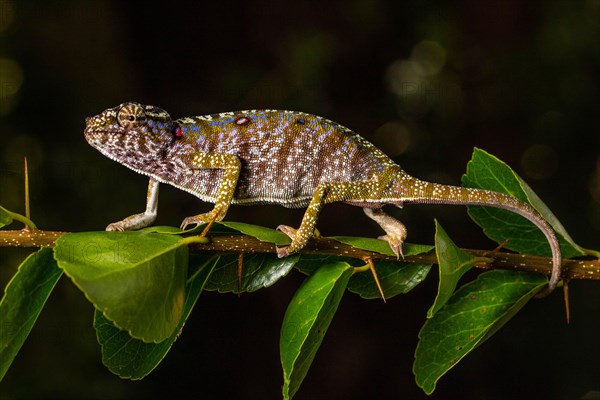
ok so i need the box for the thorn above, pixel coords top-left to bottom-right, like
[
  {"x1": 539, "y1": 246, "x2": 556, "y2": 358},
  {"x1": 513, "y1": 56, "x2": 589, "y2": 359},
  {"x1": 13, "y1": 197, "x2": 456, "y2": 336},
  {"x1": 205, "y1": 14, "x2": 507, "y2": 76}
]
[
  {"x1": 563, "y1": 279, "x2": 571, "y2": 324},
  {"x1": 491, "y1": 239, "x2": 510, "y2": 254},
  {"x1": 198, "y1": 211, "x2": 220, "y2": 238},
  {"x1": 365, "y1": 257, "x2": 386, "y2": 303},
  {"x1": 237, "y1": 253, "x2": 244, "y2": 297}
]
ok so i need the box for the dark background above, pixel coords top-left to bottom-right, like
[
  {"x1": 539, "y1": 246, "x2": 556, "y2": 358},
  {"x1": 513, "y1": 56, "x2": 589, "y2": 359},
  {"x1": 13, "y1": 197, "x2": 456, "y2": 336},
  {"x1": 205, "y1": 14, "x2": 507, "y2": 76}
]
[{"x1": 1, "y1": 1, "x2": 599, "y2": 399}]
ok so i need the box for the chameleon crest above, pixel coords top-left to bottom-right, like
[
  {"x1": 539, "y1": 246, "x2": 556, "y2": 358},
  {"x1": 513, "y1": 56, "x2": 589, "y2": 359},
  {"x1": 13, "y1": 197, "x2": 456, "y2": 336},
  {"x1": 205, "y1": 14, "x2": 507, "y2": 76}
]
[{"x1": 85, "y1": 102, "x2": 563, "y2": 294}]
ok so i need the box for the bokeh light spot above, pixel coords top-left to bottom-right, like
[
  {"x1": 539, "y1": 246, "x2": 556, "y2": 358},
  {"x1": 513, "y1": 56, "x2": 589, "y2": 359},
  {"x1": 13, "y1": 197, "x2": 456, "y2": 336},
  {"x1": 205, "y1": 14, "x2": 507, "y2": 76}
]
[
  {"x1": 0, "y1": 0, "x2": 15, "y2": 33},
  {"x1": 521, "y1": 144, "x2": 558, "y2": 180},
  {"x1": 373, "y1": 121, "x2": 412, "y2": 157},
  {"x1": 410, "y1": 40, "x2": 446, "y2": 76},
  {"x1": 0, "y1": 57, "x2": 24, "y2": 115}
]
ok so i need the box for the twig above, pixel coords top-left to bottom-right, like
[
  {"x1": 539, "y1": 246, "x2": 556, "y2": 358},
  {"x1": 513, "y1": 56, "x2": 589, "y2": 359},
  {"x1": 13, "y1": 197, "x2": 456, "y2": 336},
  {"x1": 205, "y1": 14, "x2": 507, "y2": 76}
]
[{"x1": 0, "y1": 229, "x2": 599, "y2": 281}]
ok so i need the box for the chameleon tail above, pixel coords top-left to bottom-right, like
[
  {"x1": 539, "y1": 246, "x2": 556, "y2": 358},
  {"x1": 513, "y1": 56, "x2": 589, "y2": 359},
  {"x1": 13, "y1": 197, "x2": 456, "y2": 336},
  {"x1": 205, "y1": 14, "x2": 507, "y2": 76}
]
[{"x1": 399, "y1": 178, "x2": 562, "y2": 294}]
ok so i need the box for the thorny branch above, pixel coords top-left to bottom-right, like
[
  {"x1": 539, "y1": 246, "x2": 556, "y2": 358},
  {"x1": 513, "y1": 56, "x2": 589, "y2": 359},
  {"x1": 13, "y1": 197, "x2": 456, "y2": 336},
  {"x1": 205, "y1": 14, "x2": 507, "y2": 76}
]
[{"x1": 0, "y1": 229, "x2": 599, "y2": 281}]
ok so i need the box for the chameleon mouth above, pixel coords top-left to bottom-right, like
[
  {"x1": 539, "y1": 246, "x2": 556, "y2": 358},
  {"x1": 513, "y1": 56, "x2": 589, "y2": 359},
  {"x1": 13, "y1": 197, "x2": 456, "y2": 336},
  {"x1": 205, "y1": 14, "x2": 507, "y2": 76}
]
[
  {"x1": 84, "y1": 129, "x2": 133, "y2": 144},
  {"x1": 84, "y1": 129, "x2": 131, "y2": 149},
  {"x1": 84, "y1": 129, "x2": 125, "y2": 136}
]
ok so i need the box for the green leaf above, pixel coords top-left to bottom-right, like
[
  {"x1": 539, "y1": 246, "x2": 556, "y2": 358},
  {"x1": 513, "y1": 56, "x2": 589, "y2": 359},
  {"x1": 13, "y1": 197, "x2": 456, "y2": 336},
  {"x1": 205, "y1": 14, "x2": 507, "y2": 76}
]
[
  {"x1": 427, "y1": 221, "x2": 484, "y2": 317},
  {"x1": 138, "y1": 225, "x2": 184, "y2": 234},
  {"x1": 142, "y1": 221, "x2": 291, "y2": 244},
  {"x1": 0, "y1": 205, "x2": 13, "y2": 228},
  {"x1": 462, "y1": 148, "x2": 585, "y2": 258},
  {"x1": 329, "y1": 237, "x2": 433, "y2": 299},
  {"x1": 413, "y1": 269, "x2": 547, "y2": 395},
  {"x1": 280, "y1": 262, "x2": 353, "y2": 400},
  {"x1": 331, "y1": 236, "x2": 433, "y2": 257},
  {"x1": 0, "y1": 248, "x2": 63, "y2": 381},
  {"x1": 295, "y1": 254, "x2": 354, "y2": 276},
  {"x1": 182, "y1": 220, "x2": 291, "y2": 244},
  {"x1": 295, "y1": 239, "x2": 432, "y2": 300},
  {"x1": 94, "y1": 255, "x2": 217, "y2": 379},
  {"x1": 348, "y1": 260, "x2": 431, "y2": 299},
  {"x1": 204, "y1": 253, "x2": 299, "y2": 293},
  {"x1": 141, "y1": 223, "x2": 235, "y2": 235},
  {"x1": 218, "y1": 221, "x2": 291, "y2": 245},
  {"x1": 54, "y1": 232, "x2": 188, "y2": 343}
]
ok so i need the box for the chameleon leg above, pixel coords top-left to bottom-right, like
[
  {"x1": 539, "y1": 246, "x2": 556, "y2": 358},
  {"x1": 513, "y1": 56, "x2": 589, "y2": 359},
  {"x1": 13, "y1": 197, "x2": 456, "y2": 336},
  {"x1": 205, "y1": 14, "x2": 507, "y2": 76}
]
[
  {"x1": 363, "y1": 207, "x2": 407, "y2": 258},
  {"x1": 277, "y1": 184, "x2": 328, "y2": 257},
  {"x1": 181, "y1": 152, "x2": 242, "y2": 229},
  {"x1": 106, "y1": 178, "x2": 159, "y2": 231},
  {"x1": 277, "y1": 181, "x2": 379, "y2": 257}
]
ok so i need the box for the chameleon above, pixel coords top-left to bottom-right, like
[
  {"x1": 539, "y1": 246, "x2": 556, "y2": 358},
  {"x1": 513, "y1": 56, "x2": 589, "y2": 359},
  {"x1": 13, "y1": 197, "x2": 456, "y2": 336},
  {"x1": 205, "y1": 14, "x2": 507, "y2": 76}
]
[{"x1": 84, "y1": 102, "x2": 562, "y2": 294}]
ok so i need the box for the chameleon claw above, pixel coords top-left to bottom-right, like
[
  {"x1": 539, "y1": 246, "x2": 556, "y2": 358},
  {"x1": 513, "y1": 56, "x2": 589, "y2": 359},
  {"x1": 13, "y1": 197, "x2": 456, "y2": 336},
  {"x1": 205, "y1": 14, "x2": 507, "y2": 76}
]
[
  {"x1": 106, "y1": 222, "x2": 126, "y2": 232},
  {"x1": 276, "y1": 225, "x2": 297, "y2": 258},
  {"x1": 363, "y1": 208, "x2": 407, "y2": 260},
  {"x1": 378, "y1": 234, "x2": 404, "y2": 259},
  {"x1": 180, "y1": 216, "x2": 206, "y2": 230},
  {"x1": 180, "y1": 220, "x2": 199, "y2": 231},
  {"x1": 276, "y1": 224, "x2": 297, "y2": 239},
  {"x1": 276, "y1": 245, "x2": 291, "y2": 258},
  {"x1": 181, "y1": 208, "x2": 225, "y2": 231}
]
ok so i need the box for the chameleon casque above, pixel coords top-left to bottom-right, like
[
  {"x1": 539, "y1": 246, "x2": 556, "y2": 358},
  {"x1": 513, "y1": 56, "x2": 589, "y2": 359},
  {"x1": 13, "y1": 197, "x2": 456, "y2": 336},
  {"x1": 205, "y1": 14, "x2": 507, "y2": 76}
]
[{"x1": 85, "y1": 102, "x2": 562, "y2": 293}]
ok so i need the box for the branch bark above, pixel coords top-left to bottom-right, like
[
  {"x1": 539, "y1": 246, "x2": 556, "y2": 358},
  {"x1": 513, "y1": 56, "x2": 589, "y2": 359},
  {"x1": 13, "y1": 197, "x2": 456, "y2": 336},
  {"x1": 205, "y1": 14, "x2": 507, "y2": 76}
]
[{"x1": 1, "y1": 229, "x2": 599, "y2": 281}]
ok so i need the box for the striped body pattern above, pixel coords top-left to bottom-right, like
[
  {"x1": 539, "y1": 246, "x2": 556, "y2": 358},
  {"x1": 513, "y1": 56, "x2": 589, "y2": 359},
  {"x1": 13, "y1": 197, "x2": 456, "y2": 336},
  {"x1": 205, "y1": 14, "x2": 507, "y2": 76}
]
[{"x1": 85, "y1": 102, "x2": 562, "y2": 294}]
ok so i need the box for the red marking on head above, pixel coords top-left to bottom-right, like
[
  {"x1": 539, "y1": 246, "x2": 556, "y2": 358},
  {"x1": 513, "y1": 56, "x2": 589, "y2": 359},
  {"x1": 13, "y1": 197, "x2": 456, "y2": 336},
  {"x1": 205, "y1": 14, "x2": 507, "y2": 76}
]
[
  {"x1": 235, "y1": 116, "x2": 251, "y2": 125},
  {"x1": 174, "y1": 125, "x2": 183, "y2": 138}
]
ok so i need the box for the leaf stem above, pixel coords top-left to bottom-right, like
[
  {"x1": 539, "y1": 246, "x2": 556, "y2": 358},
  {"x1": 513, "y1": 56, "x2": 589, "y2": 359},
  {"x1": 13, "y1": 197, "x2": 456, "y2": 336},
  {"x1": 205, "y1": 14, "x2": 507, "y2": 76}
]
[
  {"x1": 24, "y1": 157, "x2": 30, "y2": 220},
  {"x1": 3, "y1": 209, "x2": 37, "y2": 230}
]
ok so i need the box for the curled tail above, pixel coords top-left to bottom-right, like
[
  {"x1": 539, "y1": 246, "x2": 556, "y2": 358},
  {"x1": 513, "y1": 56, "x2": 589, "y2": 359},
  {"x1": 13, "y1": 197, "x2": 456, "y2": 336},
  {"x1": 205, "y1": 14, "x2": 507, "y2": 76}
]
[{"x1": 397, "y1": 177, "x2": 562, "y2": 294}]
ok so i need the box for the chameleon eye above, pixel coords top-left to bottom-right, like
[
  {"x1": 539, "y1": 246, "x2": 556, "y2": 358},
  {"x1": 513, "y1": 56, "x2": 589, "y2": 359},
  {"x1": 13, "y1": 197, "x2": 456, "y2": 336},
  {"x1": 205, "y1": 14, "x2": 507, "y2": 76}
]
[{"x1": 117, "y1": 104, "x2": 147, "y2": 129}]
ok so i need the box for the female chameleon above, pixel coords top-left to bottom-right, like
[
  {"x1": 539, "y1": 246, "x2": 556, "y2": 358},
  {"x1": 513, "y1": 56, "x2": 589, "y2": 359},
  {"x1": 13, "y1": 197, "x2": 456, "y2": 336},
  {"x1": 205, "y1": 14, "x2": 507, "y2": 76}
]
[{"x1": 85, "y1": 102, "x2": 562, "y2": 294}]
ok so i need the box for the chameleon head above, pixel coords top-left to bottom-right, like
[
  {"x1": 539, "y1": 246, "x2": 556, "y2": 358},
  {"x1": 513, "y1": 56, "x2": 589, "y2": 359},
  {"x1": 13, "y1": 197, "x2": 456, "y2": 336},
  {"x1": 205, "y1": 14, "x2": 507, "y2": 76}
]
[{"x1": 84, "y1": 102, "x2": 174, "y2": 166}]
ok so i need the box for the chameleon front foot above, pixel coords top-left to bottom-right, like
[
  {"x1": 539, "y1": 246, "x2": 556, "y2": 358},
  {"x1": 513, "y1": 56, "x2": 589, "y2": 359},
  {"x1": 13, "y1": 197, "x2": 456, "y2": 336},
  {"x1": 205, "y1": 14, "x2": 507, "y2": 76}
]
[
  {"x1": 106, "y1": 222, "x2": 126, "y2": 232},
  {"x1": 106, "y1": 211, "x2": 157, "y2": 231},
  {"x1": 180, "y1": 208, "x2": 225, "y2": 230}
]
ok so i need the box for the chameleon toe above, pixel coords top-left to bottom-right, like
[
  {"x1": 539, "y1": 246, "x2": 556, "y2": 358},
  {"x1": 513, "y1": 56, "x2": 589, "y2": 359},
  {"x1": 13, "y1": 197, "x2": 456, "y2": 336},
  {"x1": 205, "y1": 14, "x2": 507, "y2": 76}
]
[
  {"x1": 276, "y1": 246, "x2": 291, "y2": 258},
  {"x1": 276, "y1": 225, "x2": 298, "y2": 239}
]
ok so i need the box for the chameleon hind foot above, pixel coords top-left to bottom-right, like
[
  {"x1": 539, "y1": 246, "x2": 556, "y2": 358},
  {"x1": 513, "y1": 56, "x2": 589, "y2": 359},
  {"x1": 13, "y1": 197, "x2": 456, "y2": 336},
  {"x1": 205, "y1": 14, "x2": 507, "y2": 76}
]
[
  {"x1": 275, "y1": 225, "x2": 320, "y2": 258},
  {"x1": 377, "y1": 234, "x2": 405, "y2": 259},
  {"x1": 363, "y1": 208, "x2": 407, "y2": 259},
  {"x1": 276, "y1": 225, "x2": 298, "y2": 258}
]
